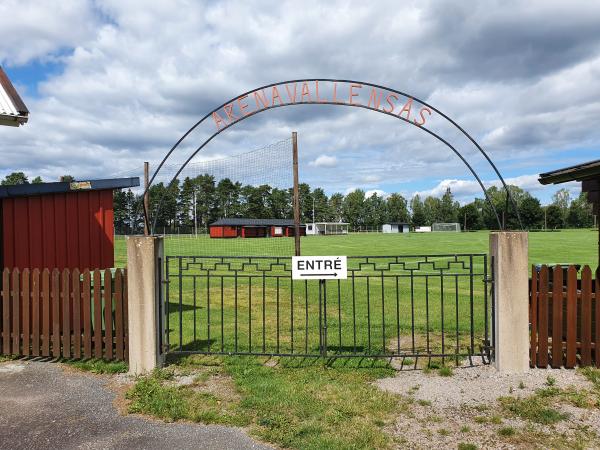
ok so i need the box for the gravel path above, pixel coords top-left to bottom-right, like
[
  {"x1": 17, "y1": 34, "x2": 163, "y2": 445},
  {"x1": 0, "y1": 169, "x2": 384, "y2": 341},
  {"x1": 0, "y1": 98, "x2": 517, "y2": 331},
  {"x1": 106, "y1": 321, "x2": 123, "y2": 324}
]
[
  {"x1": 0, "y1": 360, "x2": 270, "y2": 450},
  {"x1": 375, "y1": 364, "x2": 600, "y2": 449},
  {"x1": 376, "y1": 364, "x2": 593, "y2": 408}
]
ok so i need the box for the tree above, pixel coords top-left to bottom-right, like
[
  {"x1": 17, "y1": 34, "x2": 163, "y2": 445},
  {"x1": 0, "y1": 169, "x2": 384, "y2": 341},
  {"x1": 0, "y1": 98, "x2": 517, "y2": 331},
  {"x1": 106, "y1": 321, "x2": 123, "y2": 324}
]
[
  {"x1": 459, "y1": 203, "x2": 483, "y2": 230},
  {"x1": 567, "y1": 192, "x2": 594, "y2": 228},
  {"x1": 544, "y1": 205, "x2": 563, "y2": 229},
  {"x1": 60, "y1": 175, "x2": 75, "y2": 182},
  {"x1": 423, "y1": 196, "x2": 442, "y2": 224},
  {"x1": 2, "y1": 172, "x2": 28, "y2": 185},
  {"x1": 439, "y1": 187, "x2": 459, "y2": 223},
  {"x1": 216, "y1": 178, "x2": 243, "y2": 218},
  {"x1": 364, "y1": 192, "x2": 387, "y2": 228},
  {"x1": 387, "y1": 193, "x2": 410, "y2": 223},
  {"x1": 328, "y1": 193, "x2": 344, "y2": 222},
  {"x1": 519, "y1": 196, "x2": 544, "y2": 229},
  {"x1": 268, "y1": 187, "x2": 292, "y2": 219},
  {"x1": 551, "y1": 188, "x2": 571, "y2": 227},
  {"x1": 410, "y1": 195, "x2": 427, "y2": 227},
  {"x1": 31, "y1": 176, "x2": 43, "y2": 184},
  {"x1": 343, "y1": 189, "x2": 366, "y2": 228},
  {"x1": 310, "y1": 188, "x2": 330, "y2": 222}
]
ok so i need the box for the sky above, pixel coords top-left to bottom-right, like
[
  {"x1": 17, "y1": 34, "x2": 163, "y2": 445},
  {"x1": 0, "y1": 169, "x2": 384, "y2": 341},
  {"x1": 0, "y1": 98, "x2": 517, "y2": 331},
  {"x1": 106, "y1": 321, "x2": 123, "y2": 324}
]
[{"x1": 1, "y1": 0, "x2": 599, "y2": 205}]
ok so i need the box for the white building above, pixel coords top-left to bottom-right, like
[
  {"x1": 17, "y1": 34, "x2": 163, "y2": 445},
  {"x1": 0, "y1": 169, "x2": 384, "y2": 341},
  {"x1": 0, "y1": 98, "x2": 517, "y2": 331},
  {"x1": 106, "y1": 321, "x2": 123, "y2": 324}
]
[
  {"x1": 0, "y1": 67, "x2": 28, "y2": 127},
  {"x1": 306, "y1": 222, "x2": 349, "y2": 235},
  {"x1": 414, "y1": 226, "x2": 432, "y2": 233},
  {"x1": 382, "y1": 223, "x2": 410, "y2": 233}
]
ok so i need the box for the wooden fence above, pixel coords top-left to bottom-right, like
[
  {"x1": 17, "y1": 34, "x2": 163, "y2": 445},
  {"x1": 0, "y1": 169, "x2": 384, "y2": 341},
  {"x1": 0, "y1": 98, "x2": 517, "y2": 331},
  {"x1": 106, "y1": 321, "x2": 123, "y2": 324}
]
[
  {"x1": 530, "y1": 265, "x2": 599, "y2": 368},
  {"x1": 0, "y1": 268, "x2": 128, "y2": 361}
]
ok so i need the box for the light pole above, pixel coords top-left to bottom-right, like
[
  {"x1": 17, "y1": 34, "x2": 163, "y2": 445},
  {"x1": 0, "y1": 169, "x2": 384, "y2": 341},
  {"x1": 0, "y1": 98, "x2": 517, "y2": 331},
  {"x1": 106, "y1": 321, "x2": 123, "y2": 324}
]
[{"x1": 192, "y1": 190, "x2": 197, "y2": 237}]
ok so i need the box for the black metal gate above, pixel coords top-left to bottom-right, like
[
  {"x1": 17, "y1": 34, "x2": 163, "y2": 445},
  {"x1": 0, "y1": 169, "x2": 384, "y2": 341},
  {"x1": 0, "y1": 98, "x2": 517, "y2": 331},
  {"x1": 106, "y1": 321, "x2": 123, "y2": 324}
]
[{"x1": 163, "y1": 254, "x2": 493, "y2": 363}]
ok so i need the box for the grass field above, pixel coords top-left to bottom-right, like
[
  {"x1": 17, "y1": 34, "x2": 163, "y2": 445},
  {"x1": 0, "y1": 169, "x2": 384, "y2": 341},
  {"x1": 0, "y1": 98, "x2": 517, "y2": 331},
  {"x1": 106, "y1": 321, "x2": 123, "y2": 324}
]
[
  {"x1": 114, "y1": 229, "x2": 599, "y2": 268},
  {"x1": 114, "y1": 229, "x2": 598, "y2": 360}
]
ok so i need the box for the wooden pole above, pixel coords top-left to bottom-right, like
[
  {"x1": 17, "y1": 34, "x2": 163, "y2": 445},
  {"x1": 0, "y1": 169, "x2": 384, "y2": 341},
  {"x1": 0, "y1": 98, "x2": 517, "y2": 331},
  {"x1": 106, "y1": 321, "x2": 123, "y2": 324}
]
[
  {"x1": 144, "y1": 162, "x2": 150, "y2": 236},
  {"x1": 292, "y1": 132, "x2": 301, "y2": 256}
]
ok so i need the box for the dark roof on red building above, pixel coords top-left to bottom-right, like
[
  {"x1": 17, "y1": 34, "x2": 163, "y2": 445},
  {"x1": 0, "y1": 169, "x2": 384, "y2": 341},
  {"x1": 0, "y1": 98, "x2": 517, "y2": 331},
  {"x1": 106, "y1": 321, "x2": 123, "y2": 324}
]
[
  {"x1": 211, "y1": 218, "x2": 304, "y2": 227},
  {"x1": 0, "y1": 177, "x2": 140, "y2": 199},
  {"x1": 538, "y1": 159, "x2": 600, "y2": 185}
]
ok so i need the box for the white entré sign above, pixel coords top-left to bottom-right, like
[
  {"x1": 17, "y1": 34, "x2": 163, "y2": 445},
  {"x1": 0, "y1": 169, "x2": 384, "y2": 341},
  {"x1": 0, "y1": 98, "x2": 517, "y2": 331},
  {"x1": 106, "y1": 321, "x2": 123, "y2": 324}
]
[{"x1": 292, "y1": 256, "x2": 347, "y2": 280}]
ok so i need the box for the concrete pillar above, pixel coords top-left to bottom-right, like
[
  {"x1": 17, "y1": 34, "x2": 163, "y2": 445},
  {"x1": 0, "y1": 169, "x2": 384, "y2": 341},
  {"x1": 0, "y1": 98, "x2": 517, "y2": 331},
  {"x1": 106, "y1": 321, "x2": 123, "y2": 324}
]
[
  {"x1": 490, "y1": 231, "x2": 529, "y2": 373},
  {"x1": 127, "y1": 236, "x2": 164, "y2": 374}
]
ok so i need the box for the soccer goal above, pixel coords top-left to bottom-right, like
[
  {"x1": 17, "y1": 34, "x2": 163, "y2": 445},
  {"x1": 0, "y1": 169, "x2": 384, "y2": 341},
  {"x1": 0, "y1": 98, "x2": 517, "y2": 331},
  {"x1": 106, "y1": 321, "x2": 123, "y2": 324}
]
[{"x1": 432, "y1": 222, "x2": 461, "y2": 232}]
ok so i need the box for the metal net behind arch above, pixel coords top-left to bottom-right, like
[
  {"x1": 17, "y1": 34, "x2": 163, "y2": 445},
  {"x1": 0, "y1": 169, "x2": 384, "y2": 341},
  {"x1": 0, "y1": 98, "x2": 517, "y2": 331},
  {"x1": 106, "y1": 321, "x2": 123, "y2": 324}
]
[{"x1": 153, "y1": 137, "x2": 297, "y2": 257}]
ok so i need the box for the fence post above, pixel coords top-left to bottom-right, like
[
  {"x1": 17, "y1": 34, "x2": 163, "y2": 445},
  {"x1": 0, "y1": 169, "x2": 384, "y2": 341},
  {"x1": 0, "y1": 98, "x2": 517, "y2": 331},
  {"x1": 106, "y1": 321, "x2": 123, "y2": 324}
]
[
  {"x1": 490, "y1": 231, "x2": 529, "y2": 373},
  {"x1": 127, "y1": 235, "x2": 164, "y2": 374}
]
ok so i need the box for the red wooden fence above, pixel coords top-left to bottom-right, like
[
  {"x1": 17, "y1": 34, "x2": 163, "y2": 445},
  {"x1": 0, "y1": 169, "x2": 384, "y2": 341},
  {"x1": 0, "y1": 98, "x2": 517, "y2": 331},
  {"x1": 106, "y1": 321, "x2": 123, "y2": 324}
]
[
  {"x1": 0, "y1": 268, "x2": 127, "y2": 361},
  {"x1": 530, "y1": 265, "x2": 599, "y2": 368}
]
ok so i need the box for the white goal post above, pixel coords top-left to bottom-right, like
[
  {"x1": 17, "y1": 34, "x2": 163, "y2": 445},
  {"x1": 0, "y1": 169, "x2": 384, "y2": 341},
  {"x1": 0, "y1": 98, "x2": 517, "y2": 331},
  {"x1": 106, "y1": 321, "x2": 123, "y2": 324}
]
[{"x1": 432, "y1": 222, "x2": 461, "y2": 232}]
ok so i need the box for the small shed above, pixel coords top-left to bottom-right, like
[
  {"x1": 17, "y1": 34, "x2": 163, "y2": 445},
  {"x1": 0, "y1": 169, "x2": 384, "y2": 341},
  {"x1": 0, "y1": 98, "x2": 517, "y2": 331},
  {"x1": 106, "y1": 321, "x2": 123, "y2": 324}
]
[
  {"x1": 0, "y1": 66, "x2": 28, "y2": 127},
  {"x1": 539, "y1": 159, "x2": 600, "y2": 268},
  {"x1": 305, "y1": 222, "x2": 349, "y2": 235},
  {"x1": 382, "y1": 223, "x2": 410, "y2": 233},
  {"x1": 209, "y1": 218, "x2": 306, "y2": 239},
  {"x1": 0, "y1": 177, "x2": 139, "y2": 270}
]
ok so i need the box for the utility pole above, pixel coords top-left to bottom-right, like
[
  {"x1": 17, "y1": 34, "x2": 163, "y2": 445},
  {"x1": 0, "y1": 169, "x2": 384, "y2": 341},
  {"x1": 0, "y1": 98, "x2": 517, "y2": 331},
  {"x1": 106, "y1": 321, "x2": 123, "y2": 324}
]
[
  {"x1": 312, "y1": 197, "x2": 315, "y2": 224},
  {"x1": 292, "y1": 132, "x2": 301, "y2": 256},
  {"x1": 144, "y1": 161, "x2": 150, "y2": 236}
]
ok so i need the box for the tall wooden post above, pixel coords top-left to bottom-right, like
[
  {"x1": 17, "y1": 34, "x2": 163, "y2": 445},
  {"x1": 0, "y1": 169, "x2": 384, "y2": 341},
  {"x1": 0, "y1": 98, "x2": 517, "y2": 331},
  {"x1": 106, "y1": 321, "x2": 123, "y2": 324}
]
[
  {"x1": 292, "y1": 132, "x2": 301, "y2": 256},
  {"x1": 144, "y1": 161, "x2": 150, "y2": 236}
]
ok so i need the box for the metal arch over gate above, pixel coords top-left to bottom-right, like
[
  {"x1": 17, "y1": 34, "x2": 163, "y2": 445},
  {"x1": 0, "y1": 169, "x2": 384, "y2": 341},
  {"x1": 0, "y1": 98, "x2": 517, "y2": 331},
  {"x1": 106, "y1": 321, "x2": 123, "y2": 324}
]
[{"x1": 144, "y1": 79, "x2": 523, "y2": 232}]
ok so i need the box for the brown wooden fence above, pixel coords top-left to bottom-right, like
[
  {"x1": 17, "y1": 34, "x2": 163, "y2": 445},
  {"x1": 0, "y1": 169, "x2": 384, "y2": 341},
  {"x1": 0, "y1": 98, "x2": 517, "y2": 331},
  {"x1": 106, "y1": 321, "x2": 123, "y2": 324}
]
[
  {"x1": 530, "y1": 265, "x2": 599, "y2": 368},
  {"x1": 0, "y1": 268, "x2": 128, "y2": 361}
]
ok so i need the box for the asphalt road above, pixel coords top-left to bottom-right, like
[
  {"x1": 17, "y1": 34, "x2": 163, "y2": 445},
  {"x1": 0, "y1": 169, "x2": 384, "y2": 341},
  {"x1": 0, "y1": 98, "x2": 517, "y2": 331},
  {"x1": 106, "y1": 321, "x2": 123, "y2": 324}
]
[{"x1": 0, "y1": 361, "x2": 270, "y2": 450}]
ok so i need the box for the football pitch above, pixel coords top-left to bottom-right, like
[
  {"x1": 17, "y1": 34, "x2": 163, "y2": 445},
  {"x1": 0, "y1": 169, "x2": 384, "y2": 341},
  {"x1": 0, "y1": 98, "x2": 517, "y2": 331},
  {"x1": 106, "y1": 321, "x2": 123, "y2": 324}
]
[{"x1": 114, "y1": 229, "x2": 599, "y2": 268}]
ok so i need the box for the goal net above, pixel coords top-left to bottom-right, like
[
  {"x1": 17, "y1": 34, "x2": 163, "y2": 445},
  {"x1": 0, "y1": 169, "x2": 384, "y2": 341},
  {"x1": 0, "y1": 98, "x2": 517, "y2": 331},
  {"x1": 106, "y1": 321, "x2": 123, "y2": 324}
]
[{"x1": 431, "y1": 222, "x2": 461, "y2": 232}]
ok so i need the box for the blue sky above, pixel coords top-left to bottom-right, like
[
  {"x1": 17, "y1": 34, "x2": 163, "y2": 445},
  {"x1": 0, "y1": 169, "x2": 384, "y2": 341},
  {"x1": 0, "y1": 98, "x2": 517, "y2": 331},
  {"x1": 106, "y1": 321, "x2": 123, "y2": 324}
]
[{"x1": 1, "y1": 0, "x2": 599, "y2": 205}]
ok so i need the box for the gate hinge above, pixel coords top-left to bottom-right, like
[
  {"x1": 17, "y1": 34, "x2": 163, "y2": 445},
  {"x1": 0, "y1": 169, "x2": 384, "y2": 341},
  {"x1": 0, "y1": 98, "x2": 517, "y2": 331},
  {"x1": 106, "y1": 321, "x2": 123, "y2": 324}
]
[{"x1": 483, "y1": 276, "x2": 494, "y2": 283}]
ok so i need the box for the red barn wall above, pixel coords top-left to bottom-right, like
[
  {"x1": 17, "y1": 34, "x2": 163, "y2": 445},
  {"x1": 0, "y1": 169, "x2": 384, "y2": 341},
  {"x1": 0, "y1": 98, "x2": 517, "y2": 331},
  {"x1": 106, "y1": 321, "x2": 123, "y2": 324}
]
[{"x1": 2, "y1": 190, "x2": 114, "y2": 270}]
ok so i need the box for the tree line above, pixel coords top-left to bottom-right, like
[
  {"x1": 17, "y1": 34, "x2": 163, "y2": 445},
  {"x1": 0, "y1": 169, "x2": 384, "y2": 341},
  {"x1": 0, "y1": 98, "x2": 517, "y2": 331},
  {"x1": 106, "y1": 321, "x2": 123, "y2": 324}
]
[
  {"x1": 112, "y1": 175, "x2": 595, "y2": 234},
  {"x1": 1, "y1": 171, "x2": 594, "y2": 233}
]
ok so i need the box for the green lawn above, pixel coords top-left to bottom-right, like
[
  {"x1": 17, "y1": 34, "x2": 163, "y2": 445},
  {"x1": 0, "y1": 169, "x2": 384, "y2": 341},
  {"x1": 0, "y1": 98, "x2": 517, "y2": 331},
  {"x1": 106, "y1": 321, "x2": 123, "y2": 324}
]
[
  {"x1": 114, "y1": 229, "x2": 599, "y2": 268},
  {"x1": 114, "y1": 229, "x2": 597, "y2": 360}
]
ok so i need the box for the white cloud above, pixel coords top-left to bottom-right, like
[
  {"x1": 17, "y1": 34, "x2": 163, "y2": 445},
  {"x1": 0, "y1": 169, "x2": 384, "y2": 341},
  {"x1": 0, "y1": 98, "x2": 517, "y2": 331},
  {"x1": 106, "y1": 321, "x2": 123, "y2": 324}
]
[
  {"x1": 365, "y1": 189, "x2": 389, "y2": 198},
  {"x1": 309, "y1": 155, "x2": 338, "y2": 168},
  {"x1": 0, "y1": 0, "x2": 99, "y2": 65},
  {"x1": 0, "y1": 0, "x2": 599, "y2": 206}
]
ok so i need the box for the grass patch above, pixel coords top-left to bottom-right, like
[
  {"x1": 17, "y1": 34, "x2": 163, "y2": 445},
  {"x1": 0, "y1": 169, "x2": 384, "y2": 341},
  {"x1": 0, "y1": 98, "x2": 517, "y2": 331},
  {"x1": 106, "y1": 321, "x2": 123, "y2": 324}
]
[
  {"x1": 499, "y1": 390, "x2": 569, "y2": 425},
  {"x1": 64, "y1": 359, "x2": 128, "y2": 374},
  {"x1": 457, "y1": 443, "x2": 477, "y2": 450},
  {"x1": 127, "y1": 368, "x2": 250, "y2": 426},
  {"x1": 498, "y1": 426, "x2": 516, "y2": 437},
  {"x1": 580, "y1": 367, "x2": 600, "y2": 388},
  {"x1": 438, "y1": 366, "x2": 453, "y2": 377},
  {"x1": 128, "y1": 356, "x2": 401, "y2": 449}
]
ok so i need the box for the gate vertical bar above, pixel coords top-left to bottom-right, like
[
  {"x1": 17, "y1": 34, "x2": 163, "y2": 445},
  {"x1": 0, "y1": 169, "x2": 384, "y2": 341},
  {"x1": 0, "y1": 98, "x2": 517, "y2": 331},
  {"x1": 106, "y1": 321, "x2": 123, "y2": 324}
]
[{"x1": 318, "y1": 279, "x2": 324, "y2": 356}]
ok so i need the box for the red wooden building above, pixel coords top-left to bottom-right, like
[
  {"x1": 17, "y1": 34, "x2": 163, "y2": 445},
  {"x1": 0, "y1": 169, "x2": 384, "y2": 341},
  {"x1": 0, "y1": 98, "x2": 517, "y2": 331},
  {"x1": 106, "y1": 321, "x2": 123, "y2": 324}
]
[
  {"x1": 0, "y1": 177, "x2": 139, "y2": 270},
  {"x1": 209, "y1": 218, "x2": 306, "y2": 239}
]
